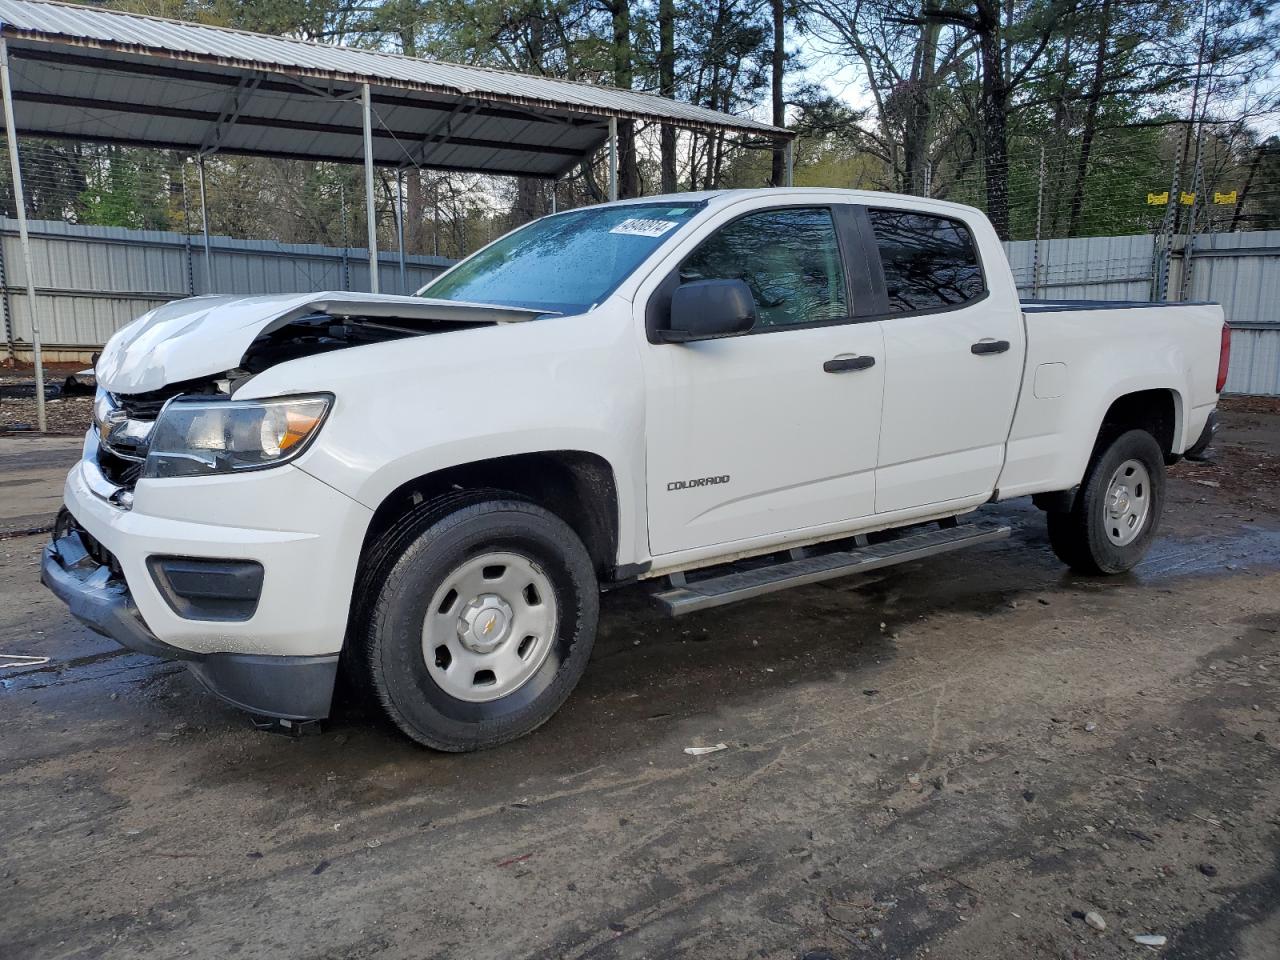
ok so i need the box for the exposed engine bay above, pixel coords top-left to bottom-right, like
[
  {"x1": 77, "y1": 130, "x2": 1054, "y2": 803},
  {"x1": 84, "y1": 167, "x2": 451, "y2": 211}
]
[
  {"x1": 93, "y1": 306, "x2": 503, "y2": 489},
  {"x1": 239, "y1": 311, "x2": 485, "y2": 375}
]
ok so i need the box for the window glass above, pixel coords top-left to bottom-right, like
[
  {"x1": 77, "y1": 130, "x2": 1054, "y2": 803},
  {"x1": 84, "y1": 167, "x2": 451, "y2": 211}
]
[
  {"x1": 679, "y1": 207, "x2": 848, "y2": 328},
  {"x1": 868, "y1": 210, "x2": 985, "y2": 313},
  {"x1": 419, "y1": 202, "x2": 704, "y2": 315}
]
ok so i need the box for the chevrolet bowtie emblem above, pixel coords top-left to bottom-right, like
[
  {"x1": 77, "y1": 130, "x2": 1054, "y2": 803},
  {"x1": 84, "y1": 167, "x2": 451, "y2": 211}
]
[{"x1": 483, "y1": 614, "x2": 497, "y2": 635}]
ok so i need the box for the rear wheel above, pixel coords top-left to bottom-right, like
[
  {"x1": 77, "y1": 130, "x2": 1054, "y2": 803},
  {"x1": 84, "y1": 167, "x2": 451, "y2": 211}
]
[
  {"x1": 352, "y1": 492, "x2": 598, "y2": 751},
  {"x1": 1047, "y1": 429, "x2": 1165, "y2": 575}
]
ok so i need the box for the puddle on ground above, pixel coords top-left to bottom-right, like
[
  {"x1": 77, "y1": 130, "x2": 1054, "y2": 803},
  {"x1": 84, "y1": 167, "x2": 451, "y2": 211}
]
[{"x1": 1133, "y1": 523, "x2": 1280, "y2": 582}]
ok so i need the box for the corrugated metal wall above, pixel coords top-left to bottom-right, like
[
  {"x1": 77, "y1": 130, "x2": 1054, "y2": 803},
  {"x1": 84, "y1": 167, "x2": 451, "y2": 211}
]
[
  {"x1": 0, "y1": 217, "x2": 454, "y2": 361},
  {"x1": 2, "y1": 219, "x2": 1276, "y2": 393},
  {"x1": 1004, "y1": 234, "x2": 1157, "y2": 301},
  {"x1": 1005, "y1": 230, "x2": 1279, "y2": 395},
  {"x1": 1183, "y1": 231, "x2": 1280, "y2": 396}
]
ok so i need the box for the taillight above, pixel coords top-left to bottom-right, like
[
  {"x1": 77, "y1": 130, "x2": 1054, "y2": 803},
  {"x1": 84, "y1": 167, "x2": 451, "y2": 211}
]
[{"x1": 1216, "y1": 322, "x2": 1231, "y2": 394}]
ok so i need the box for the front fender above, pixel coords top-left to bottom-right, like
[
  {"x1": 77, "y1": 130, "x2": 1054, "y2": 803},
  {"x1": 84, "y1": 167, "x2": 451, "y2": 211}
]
[{"x1": 236, "y1": 307, "x2": 647, "y2": 566}]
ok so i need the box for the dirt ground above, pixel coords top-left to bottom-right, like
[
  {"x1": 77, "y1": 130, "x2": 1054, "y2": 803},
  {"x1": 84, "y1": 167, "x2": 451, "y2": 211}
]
[
  {"x1": 1, "y1": 362, "x2": 95, "y2": 434},
  {"x1": 1, "y1": 399, "x2": 1278, "y2": 960}
]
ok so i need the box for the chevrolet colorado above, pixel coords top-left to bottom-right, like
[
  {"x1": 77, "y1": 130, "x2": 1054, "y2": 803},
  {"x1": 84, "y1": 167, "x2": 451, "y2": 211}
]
[{"x1": 41, "y1": 188, "x2": 1230, "y2": 750}]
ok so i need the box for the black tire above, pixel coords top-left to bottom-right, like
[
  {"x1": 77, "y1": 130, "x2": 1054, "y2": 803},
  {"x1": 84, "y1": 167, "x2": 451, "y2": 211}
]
[
  {"x1": 351, "y1": 490, "x2": 598, "y2": 751},
  {"x1": 1047, "y1": 429, "x2": 1166, "y2": 575}
]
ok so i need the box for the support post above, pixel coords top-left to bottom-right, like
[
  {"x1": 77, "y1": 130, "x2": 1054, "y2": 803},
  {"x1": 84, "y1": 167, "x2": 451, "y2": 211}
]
[
  {"x1": 1154, "y1": 137, "x2": 1185, "y2": 302},
  {"x1": 550, "y1": 179, "x2": 557, "y2": 214},
  {"x1": 0, "y1": 37, "x2": 44, "y2": 431},
  {"x1": 784, "y1": 139, "x2": 794, "y2": 187},
  {"x1": 431, "y1": 175, "x2": 439, "y2": 258},
  {"x1": 197, "y1": 155, "x2": 212, "y2": 292},
  {"x1": 607, "y1": 117, "x2": 619, "y2": 202},
  {"x1": 1031, "y1": 145, "x2": 1045, "y2": 299},
  {"x1": 395, "y1": 167, "x2": 406, "y2": 294},
  {"x1": 361, "y1": 83, "x2": 379, "y2": 293}
]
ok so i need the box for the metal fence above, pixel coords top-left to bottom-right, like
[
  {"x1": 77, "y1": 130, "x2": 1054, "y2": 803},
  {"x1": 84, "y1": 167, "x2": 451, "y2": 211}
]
[
  {"x1": 1005, "y1": 230, "x2": 1280, "y2": 395},
  {"x1": 2, "y1": 217, "x2": 1277, "y2": 394},
  {"x1": 0, "y1": 217, "x2": 454, "y2": 362}
]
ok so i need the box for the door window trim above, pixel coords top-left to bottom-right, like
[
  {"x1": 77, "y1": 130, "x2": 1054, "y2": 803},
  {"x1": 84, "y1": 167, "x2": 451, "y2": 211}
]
[
  {"x1": 644, "y1": 203, "x2": 867, "y2": 343},
  {"x1": 855, "y1": 204, "x2": 990, "y2": 321}
]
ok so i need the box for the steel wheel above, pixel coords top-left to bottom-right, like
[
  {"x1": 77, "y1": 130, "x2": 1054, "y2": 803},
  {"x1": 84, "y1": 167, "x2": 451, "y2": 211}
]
[
  {"x1": 1103, "y1": 458, "x2": 1151, "y2": 547},
  {"x1": 422, "y1": 551, "x2": 558, "y2": 703},
  {"x1": 1046, "y1": 429, "x2": 1165, "y2": 576}
]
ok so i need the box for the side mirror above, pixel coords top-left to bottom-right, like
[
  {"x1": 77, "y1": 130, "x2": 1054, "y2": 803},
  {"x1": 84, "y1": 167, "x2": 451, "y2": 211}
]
[{"x1": 658, "y1": 279, "x2": 756, "y2": 343}]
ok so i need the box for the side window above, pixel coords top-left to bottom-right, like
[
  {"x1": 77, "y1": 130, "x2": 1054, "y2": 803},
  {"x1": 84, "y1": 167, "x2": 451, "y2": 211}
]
[
  {"x1": 868, "y1": 209, "x2": 985, "y2": 314},
  {"x1": 679, "y1": 207, "x2": 848, "y2": 328}
]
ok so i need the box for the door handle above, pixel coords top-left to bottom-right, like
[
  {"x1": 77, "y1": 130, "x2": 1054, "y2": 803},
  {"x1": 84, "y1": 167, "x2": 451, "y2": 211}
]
[
  {"x1": 971, "y1": 339, "x2": 1011, "y2": 355},
  {"x1": 824, "y1": 355, "x2": 876, "y2": 373}
]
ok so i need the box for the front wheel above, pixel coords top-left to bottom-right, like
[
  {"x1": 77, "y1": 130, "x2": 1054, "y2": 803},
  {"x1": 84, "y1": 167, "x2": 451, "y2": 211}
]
[
  {"x1": 1047, "y1": 429, "x2": 1166, "y2": 575},
  {"x1": 352, "y1": 492, "x2": 599, "y2": 751}
]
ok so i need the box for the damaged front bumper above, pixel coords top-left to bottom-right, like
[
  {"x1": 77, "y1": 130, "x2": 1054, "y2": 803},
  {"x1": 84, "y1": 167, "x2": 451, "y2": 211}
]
[
  {"x1": 41, "y1": 440, "x2": 372, "y2": 723},
  {"x1": 42, "y1": 523, "x2": 338, "y2": 720},
  {"x1": 41, "y1": 529, "x2": 339, "y2": 721}
]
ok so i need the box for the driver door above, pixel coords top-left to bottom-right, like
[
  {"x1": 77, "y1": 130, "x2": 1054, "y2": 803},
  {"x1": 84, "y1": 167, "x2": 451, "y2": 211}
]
[{"x1": 642, "y1": 204, "x2": 886, "y2": 557}]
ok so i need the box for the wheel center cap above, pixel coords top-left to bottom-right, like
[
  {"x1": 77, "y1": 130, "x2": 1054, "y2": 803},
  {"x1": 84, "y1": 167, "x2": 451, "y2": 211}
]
[
  {"x1": 1109, "y1": 486, "x2": 1131, "y2": 517},
  {"x1": 458, "y1": 594, "x2": 513, "y2": 654}
]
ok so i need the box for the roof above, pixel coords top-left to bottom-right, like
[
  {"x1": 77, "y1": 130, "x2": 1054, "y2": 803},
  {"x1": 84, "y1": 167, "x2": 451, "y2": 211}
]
[
  {"x1": 606, "y1": 187, "x2": 985, "y2": 216},
  {"x1": 0, "y1": 0, "x2": 789, "y2": 179}
]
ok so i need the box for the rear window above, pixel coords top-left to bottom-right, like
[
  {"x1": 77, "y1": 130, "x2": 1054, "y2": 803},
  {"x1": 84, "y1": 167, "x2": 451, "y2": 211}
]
[{"x1": 868, "y1": 210, "x2": 985, "y2": 314}]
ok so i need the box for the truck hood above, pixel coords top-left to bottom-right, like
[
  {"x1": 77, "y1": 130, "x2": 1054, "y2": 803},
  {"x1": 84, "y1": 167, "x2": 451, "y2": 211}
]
[{"x1": 95, "y1": 291, "x2": 545, "y2": 394}]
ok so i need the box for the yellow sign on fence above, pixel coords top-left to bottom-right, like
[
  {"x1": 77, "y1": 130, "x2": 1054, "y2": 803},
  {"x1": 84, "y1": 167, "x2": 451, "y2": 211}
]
[
  {"x1": 1214, "y1": 190, "x2": 1237, "y2": 205},
  {"x1": 1147, "y1": 191, "x2": 1169, "y2": 205},
  {"x1": 1180, "y1": 191, "x2": 1196, "y2": 205}
]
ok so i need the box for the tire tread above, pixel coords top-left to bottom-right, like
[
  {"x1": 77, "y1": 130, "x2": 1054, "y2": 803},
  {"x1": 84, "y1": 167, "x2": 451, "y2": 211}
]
[
  {"x1": 1046, "y1": 428, "x2": 1165, "y2": 575},
  {"x1": 349, "y1": 490, "x2": 597, "y2": 751}
]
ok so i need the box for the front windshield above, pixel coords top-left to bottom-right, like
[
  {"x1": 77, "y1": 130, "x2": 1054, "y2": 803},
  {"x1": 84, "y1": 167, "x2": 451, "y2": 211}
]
[{"x1": 418, "y1": 201, "x2": 705, "y2": 315}]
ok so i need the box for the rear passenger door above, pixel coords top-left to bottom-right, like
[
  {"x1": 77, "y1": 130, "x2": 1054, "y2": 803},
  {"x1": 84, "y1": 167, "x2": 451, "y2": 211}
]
[{"x1": 863, "y1": 207, "x2": 1024, "y2": 513}]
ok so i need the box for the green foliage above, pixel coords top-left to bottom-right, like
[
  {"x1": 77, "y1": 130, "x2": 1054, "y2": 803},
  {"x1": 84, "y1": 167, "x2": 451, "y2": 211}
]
[
  {"x1": 12, "y1": 0, "x2": 1275, "y2": 248},
  {"x1": 76, "y1": 150, "x2": 173, "y2": 230}
]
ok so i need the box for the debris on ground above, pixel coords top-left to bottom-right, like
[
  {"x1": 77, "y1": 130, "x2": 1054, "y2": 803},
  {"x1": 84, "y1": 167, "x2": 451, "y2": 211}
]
[
  {"x1": 1084, "y1": 910, "x2": 1106, "y2": 931},
  {"x1": 0, "y1": 654, "x2": 51, "y2": 669},
  {"x1": 1133, "y1": 934, "x2": 1167, "y2": 946},
  {"x1": 684, "y1": 743, "x2": 728, "y2": 756}
]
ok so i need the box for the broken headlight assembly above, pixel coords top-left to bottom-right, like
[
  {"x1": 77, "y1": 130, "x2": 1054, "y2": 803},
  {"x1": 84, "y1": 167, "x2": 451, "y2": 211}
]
[{"x1": 141, "y1": 394, "x2": 332, "y2": 479}]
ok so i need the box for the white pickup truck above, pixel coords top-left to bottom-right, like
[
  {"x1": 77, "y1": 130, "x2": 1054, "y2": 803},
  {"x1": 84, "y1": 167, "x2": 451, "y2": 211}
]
[{"x1": 42, "y1": 188, "x2": 1229, "y2": 750}]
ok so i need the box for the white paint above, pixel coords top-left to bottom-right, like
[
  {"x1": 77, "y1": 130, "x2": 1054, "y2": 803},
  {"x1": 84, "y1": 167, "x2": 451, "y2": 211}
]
[
  {"x1": 1033, "y1": 362, "x2": 1067, "y2": 399},
  {"x1": 64, "y1": 187, "x2": 1226, "y2": 662}
]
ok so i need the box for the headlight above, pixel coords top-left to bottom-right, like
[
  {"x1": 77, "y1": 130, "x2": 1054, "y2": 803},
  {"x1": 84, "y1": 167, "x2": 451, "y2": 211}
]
[{"x1": 141, "y1": 394, "x2": 331, "y2": 479}]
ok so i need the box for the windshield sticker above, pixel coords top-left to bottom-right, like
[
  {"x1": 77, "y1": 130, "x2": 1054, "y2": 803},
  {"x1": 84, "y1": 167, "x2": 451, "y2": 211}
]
[{"x1": 610, "y1": 218, "x2": 680, "y2": 238}]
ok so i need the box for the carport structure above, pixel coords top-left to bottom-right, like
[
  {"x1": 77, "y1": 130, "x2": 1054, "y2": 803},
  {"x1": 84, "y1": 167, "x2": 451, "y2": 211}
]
[{"x1": 0, "y1": 0, "x2": 792, "y2": 429}]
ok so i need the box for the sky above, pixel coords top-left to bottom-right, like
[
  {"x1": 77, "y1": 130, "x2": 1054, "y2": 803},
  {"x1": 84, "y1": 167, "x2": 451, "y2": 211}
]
[{"x1": 787, "y1": 14, "x2": 1280, "y2": 138}]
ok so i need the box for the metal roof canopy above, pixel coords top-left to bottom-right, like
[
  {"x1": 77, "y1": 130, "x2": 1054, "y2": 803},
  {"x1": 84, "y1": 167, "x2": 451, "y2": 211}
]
[
  {"x1": 0, "y1": 0, "x2": 792, "y2": 429},
  {"x1": 0, "y1": 0, "x2": 788, "y2": 177}
]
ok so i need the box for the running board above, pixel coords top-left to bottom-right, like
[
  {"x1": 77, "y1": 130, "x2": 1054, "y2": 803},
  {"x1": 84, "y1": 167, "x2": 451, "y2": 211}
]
[{"x1": 653, "y1": 522, "x2": 1011, "y2": 617}]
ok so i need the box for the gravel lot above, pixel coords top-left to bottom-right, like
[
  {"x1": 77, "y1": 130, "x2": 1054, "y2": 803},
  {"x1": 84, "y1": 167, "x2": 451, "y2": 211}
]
[{"x1": 1, "y1": 398, "x2": 1278, "y2": 960}]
